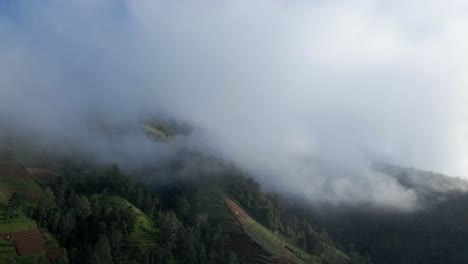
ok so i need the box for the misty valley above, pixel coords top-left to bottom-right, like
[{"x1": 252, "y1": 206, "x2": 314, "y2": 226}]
[
  {"x1": 1, "y1": 122, "x2": 468, "y2": 264},
  {"x1": 2, "y1": 0, "x2": 468, "y2": 264}
]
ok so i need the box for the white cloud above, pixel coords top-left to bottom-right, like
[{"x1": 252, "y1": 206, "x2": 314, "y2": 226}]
[{"x1": 1, "y1": 0, "x2": 468, "y2": 208}]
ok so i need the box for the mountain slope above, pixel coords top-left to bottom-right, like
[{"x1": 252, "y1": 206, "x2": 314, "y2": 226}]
[
  {"x1": 0, "y1": 151, "x2": 353, "y2": 264},
  {"x1": 195, "y1": 189, "x2": 348, "y2": 264}
]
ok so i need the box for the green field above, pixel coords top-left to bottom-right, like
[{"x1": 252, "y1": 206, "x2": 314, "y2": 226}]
[
  {"x1": 0, "y1": 178, "x2": 41, "y2": 192},
  {"x1": 0, "y1": 255, "x2": 51, "y2": 264},
  {"x1": 0, "y1": 176, "x2": 43, "y2": 206},
  {"x1": 0, "y1": 204, "x2": 37, "y2": 233},
  {"x1": 0, "y1": 174, "x2": 41, "y2": 232},
  {"x1": 0, "y1": 240, "x2": 16, "y2": 254}
]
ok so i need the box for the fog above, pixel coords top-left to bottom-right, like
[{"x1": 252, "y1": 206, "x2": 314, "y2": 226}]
[{"x1": 1, "y1": 0, "x2": 468, "y2": 209}]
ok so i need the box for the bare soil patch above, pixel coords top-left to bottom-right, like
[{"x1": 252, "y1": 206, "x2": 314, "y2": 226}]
[
  {"x1": 0, "y1": 166, "x2": 31, "y2": 180},
  {"x1": 225, "y1": 198, "x2": 250, "y2": 221},
  {"x1": 7, "y1": 229, "x2": 45, "y2": 255}
]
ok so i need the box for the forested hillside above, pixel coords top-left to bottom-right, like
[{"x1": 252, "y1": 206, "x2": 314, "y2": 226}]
[
  {"x1": 3, "y1": 149, "x2": 468, "y2": 264},
  {"x1": 0, "y1": 156, "x2": 361, "y2": 264}
]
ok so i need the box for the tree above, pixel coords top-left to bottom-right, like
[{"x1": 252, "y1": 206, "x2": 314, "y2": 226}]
[
  {"x1": 43, "y1": 187, "x2": 57, "y2": 209},
  {"x1": 157, "y1": 211, "x2": 182, "y2": 250},
  {"x1": 197, "y1": 244, "x2": 208, "y2": 264},
  {"x1": 62, "y1": 210, "x2": 78, "y2": 240},
  {"x1": 174, "y1": 196, "x2": 190, "y2": 218},
  {"x1": 155, "y1": 249, "x2": 176, "y2": 264},
  {"x1": 225, "y1": 249, "x2": 239, "y2": 264},
  {"x1": 34, "y1": 203, "x2": 48, "y2": 226},
  {"x1": 73, "y1": 195, "x2": 91, "y2": 220},
  {"x1": 305, "y1": 231, "x2": 325, "y2": 255},
  {"x1": 56, "y1": 256, "x2": 69, "y2": 264},
  {"x1": 176, "y1": 227, "x2": 197, "y2": 264},
  {"x1": 111, "y1": 163, "x2": 120, "y2": 175},
  {"x1": 92, "y1": 235, "x2": 112, "y2": 264},
  {"x1": 6, "y1": 192, "x2": 23, "y2": 220},
  {"x1": 109, "y1": 228, "x2": 123, "y2": 259}
]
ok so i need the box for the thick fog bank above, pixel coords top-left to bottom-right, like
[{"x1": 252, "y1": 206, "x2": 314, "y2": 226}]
[{"x1": 1, "y1": 0, "x2": 468, "y2": 209}]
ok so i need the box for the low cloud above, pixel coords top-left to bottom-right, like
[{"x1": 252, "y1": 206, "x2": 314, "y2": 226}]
[{"x1": 1, "y1": 0, "x2": 468, "y2": 209}]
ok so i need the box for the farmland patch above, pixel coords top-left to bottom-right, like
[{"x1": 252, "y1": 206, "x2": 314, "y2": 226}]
[
  {"x1": 0, "y1": 166, "x2": 30, "y2": 180},
  {"x1": 225, "y1": 198, "x2": 303, "y2": 264},
  {"x1": 25, "y1": 168, "x2": 60, "y2": 180},
  {"x1": 2, "y1": 229, "x2": 45, "y2": 256}
]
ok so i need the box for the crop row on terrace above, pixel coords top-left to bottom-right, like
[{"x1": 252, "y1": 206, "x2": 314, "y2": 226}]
[
  {"x1": 244, "y1": 220, "x2": 297, "y2": 260},
  {"x1": 225, "y1": 198, "x2": 312, "y2": 264},
  {"x1": 196, "y1": 192, "x2": 243, "y2": 232},
  {"x1": 0, "y1": 240, "x2": 15, "y2": 255},
  {"x1": 195, "y1": 191, "x2": 275, "y2": 264},
  {"x1": 0, "y1": 162, "x2": 60, "y2": 181},
  {"x1": 0, "y1": 166, "x2": 47, "y2": 203},
  {"x1": 9, "y1": 229, "x2": 46, "y2": 256}
]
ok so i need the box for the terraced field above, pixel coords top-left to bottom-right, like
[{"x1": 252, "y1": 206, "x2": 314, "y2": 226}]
[
  {"x1": 9, "y1": 229, "x2": 46, "y2": 255},
  {"x1": 0, "y1": 160, "x2": 67, "y2": 263},
  {"x1": 196, "y1": 191, "x2": 274, "y2": 264},
  {"x1": 0, "y1": 160, "x2": 60, "y2": 179},
  {"x1": 196, "y1": 192, "x2": 243, "y2": 234},
  {"x1": 225, "y1": 198, "x2": 318, "y2": 264},
  {"x1": 0, "y1": 229, "x2": 49, "y2": 264},
  {"x1": 0, "y1": 240, "x2": 16, "y2": 259},
  {"x1": 0, "y1": 179, "x2": 44, "y2": 204},
  {"x1": 0, "y1": 163, "x2": 50, "y2": 203}
]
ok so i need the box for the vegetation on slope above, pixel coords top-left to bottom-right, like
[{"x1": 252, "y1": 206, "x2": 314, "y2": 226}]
[
  {"x1": 0, "y1": 152, "x2": 357, "y2": 264},
  {"x1": 0, "y1": 161, "x2": 61, "y2": 263},
  {"x1": 195, "y1": 190, "x2": 274, "y2": 264},
  {"x1": 225, "y1": 175, "x2": 360, "y2": 264},
  {"x1": 97, "y1": 195, "x2": 157, "y2": 251}
]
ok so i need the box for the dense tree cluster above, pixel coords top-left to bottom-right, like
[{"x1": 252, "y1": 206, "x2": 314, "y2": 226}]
[
  {"x1": 29, "y1": 165, "x2": 238, "y2": 264},
  {"x1": 7, "y1": 159, "x2": 378, "y2": 264}
]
